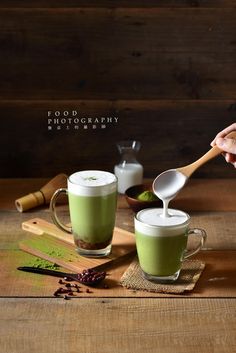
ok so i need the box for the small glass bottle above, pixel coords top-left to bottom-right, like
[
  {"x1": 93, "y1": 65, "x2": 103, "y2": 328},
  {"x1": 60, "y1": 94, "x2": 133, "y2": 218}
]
[{"x1": 114, "y1": 140, "x2": 143, "y2": 194}]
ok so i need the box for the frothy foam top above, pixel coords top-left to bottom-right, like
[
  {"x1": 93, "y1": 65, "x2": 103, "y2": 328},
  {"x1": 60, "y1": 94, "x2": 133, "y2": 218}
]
[
  {"x1": 68, "y1": 170, "x2": 117, "y2": 196},
  {"x1": 135, "y1": 208, "x2": 190, "y2": 236}
]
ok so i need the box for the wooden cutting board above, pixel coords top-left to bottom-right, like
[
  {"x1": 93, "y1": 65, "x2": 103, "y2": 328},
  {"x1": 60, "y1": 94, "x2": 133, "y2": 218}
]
[{"x1": 20, "y1": 218, "x2": 136, "y2": 272}]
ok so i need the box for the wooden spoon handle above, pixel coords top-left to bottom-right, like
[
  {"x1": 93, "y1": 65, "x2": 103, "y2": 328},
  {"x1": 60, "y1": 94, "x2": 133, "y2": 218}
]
[
  {"x1": 189, "y1": 145, "x2": 222, "y2": 170},
  {"x1": 178, "y1": 131, "x2": 236, "y2": 177},
  {"x1": 178, "y1": 146, "x2": 221, "y2": 177}
]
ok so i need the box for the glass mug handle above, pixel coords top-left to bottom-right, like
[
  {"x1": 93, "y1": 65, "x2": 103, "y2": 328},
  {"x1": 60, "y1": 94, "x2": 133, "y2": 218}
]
[
  {"x1": 50, "y1": 188, "x2": 72, "y2": 234},
  {"x1": 183, "y1": 228, "x2": 207, "y2": 260}
]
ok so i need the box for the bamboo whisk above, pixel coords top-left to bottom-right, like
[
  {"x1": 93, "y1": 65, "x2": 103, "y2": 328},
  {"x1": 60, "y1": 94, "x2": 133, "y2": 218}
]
[{"x1": 15, "y1": 173, "x2": 67, "y2": 212}]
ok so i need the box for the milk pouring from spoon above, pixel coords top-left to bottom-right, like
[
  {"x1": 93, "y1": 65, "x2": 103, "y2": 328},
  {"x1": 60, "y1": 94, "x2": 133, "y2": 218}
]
[{"x1": 153, "y1": 131, "x2": 236, "y2": 217}]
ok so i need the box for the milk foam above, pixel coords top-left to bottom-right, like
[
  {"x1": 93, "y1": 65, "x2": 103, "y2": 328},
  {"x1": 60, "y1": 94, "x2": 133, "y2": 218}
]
[
  {"x1": 135, "y1": 208, "x2": 190, "y2": 237},
  {"x1": 68, "y1": 170, "x2": 117, "y2": 196}
]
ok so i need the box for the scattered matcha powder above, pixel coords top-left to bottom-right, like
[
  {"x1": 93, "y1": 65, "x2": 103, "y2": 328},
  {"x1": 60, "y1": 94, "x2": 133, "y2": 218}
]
[
  {"x1": 20, "y1": 237, "x2": 76, "y2": 269},
  {"x1": 23, "y1": 238, "x2": 71, "y2": 259},
  {"x1": 25, "y1": 258, "x2": 60, "y2": 270}
]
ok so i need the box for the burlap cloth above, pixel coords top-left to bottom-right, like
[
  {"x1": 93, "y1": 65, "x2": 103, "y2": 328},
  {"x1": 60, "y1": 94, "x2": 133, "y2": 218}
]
[{"x1": 120, "y1": 257, "x2": 205, "y2": 294}]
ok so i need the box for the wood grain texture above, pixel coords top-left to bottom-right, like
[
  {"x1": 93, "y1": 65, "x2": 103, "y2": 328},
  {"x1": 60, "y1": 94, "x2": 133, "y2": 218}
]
[
  {"x1": 2, "y1": 207, "x2": 236, "y2": 252},
  {"x1": 0, "y1": 1, "x2": 236, "y2": 8},
  {"x1": 0, "y1": 298, "x2": 236, "y2": 353},
  {"x1": 0, "y1": 178, "x2": 51, "y2": 210},
  {"x1": 0, "y1": 101, "x2": 235, "y2": 178},
  {"x1": 0, "y1": 2, "x2": 235, "y2": 345},
  {"x1": 114, "y1": 204, "x2": 236, "y2": 251},
  {"x1": 172, "y1": 178, "x2": 236, "y2": 212},
  {"x1": 0, "y1": 9, "x2": 235, "y2": 100},
  {"x1": 1, "y1": 178, "x2": 236, "y2": 248},
  {"x1": 117, "y1": 179, "x2": 236, "y2": 213},
  {"x1": 1, "y1": 176, "x2": 236, "y2": 298},
  {"x1": 1, "y1": 178, "x2": 236, "y2": 353},
  {"x1": 1, "y1": 249, "x2": 236, "y2": 297},
  {"x1": 1, "y1": 6, "x2": 236, "y2": 180},
  {"x1": 1, "y1": 178, "x2": 236, "y2": 249},
  {"x1": 19, "y1": 221, "x2": 136, "y2": 272},
  {"x1": 117, "y1": 208, "x2": 236, "y2": 250}
]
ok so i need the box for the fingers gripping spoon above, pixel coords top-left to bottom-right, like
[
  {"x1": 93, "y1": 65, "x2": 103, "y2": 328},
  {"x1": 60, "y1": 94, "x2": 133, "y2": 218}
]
[{"x1": 153, "y1": 131, "x2": 236, "y2": 217}]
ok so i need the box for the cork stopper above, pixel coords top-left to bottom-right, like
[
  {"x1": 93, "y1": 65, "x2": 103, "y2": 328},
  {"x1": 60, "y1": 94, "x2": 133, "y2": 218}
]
[{"x1": 15, "y1": 191, "x2": 45, "y2": 212}]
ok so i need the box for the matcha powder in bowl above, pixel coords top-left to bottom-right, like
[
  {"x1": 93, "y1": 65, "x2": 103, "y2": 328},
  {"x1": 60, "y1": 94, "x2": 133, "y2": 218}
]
[{"x1": 137, "y1": 191, "x2": 158, "y2": 202}]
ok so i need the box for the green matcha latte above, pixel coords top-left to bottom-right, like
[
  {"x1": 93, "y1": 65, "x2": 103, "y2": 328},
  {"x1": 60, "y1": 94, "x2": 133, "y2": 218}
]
[
  {"x1": 135, "y1": 208, "x2": 190, "y2": 282},
  {"x1": 68, "y1": 170, "x2": 117, "y2": 257}
]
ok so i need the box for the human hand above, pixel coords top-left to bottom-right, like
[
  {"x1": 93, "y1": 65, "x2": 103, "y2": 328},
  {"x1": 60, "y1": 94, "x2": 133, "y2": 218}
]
[{"x1": 211, "y1": 123, "x2": 236, "y2": 168}]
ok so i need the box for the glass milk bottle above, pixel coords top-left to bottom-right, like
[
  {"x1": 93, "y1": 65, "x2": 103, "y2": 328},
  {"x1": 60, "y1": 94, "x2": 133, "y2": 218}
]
[{"x1": 114, "y1": 140, "x2": 143, "y2": 194}]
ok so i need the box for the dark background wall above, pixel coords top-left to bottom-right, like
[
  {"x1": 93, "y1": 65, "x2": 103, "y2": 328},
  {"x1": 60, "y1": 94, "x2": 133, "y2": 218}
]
[{"x1": 1, "y1": 1, "x2": 236, "y2": 178}]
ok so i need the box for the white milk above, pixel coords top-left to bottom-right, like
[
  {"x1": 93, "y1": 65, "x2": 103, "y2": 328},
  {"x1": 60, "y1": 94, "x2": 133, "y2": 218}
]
[
  {"x1": 114, "y1": 163, "x2": 143, "y2": 194},
  {"x1": 153, "y1": 169, "x2": 186, "y2": 217}
]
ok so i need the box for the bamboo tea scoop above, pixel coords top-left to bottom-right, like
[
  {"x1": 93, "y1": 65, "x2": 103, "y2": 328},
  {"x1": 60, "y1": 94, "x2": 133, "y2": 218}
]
[
  {"x1": 15, "y1": 173, "x2": 67, "y2": 212},
  {"x1": 153, "y1": 131, "x2": 236, "y2": 201}
]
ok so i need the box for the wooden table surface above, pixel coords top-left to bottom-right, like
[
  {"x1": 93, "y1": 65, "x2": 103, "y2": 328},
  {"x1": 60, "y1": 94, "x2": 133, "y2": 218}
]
[{"x1": 1, "y1": 178, "x2": 236, "y2": 353}]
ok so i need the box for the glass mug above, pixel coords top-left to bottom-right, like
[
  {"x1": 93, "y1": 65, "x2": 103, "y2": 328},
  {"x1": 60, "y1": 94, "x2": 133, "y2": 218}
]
[
  {"x1": 50, "y1": 170, "x2": 117, "y2": 257},
  {"x1": 134, "y1": 208, "x2": 207, "y2": 283}
]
